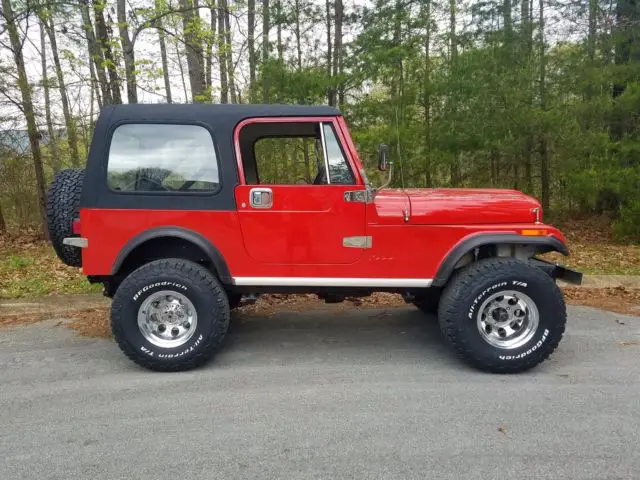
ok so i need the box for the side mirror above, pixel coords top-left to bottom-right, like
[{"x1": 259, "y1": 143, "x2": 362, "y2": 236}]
[{"x1": 378, "y1": 144, "x2": 389, "y2": 171}]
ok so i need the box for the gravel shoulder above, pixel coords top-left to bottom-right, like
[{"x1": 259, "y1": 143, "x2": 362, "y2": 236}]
[{"x1": 1, "y1": 305, "x2": 639, "y2": 480}]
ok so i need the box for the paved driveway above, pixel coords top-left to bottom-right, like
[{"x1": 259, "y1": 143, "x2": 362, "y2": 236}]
[{"x1": 1, "y1": 306, "x2": 639, "y2": 479}]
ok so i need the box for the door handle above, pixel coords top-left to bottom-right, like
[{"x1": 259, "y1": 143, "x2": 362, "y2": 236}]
[{"x1": 249, "y1": 187, "x2": 273, "y2": 209}]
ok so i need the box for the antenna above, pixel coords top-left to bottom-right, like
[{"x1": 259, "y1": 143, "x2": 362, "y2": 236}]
[{"x1": 395, "y1": 107, "x2": 406, "y2": 190}]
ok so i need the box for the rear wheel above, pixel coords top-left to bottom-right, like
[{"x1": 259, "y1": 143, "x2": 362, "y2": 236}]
[
  {"x1": 438, "y1": 258, "x2": 566, "y2": 373},
  {"x1": 111, "y1": 259, "x2": 230, "y2": 371}
]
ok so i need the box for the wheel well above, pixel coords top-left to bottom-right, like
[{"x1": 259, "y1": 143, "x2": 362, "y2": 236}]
[
  {"x1": 117, "y1": 237, "x2": 213, "y2": 275},
  {"x1": 433, "y1": 237, "x2": 568, "y2": 287},
  {"x1": 103, "y1": 237, "x2": 226, "y2": 297}
]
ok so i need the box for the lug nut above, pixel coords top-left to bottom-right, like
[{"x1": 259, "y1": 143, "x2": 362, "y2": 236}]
[{"x1": 158, "y1": 324, "x2": 166, "y2": 333}]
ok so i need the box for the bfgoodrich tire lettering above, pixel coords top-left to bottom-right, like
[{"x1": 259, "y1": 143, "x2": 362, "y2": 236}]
[
  {"x1": 111, "y1": 259, "x2": 230, "y2": 371},
  {"x1": 438, "y1": 258, "x2": 566, "y2": 373}
]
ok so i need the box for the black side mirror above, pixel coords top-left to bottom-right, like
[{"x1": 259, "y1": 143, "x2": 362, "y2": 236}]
[{"x1": 378, "y1": 144, "x2": 389, "y2": 171}]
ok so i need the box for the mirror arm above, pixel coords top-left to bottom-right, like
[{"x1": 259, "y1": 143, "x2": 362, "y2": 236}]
[{"x1": 375, "y1": 161, "x2": 394, "y2": 191}]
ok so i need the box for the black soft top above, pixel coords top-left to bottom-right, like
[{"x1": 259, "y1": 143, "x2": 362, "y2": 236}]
[
  {"x1": 103, "y1": 103, "x2": 341, "y2": 124},
  {"x1": 83, "y1": 103, "x2": 342, "y2": 212}
]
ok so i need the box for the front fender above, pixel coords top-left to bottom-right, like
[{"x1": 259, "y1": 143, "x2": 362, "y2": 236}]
[{"x1": 432, "y1": 232, "x2": 569, "y2": 287}]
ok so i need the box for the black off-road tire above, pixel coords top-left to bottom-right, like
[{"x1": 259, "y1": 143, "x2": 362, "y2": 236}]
[
  {"x1": 227, "y1": 293, "x2": 242, "y2": 310},
  {"x1": 438, "y1": 258, "x2": 566, "y2": 373},
  {"x1": 413, "y1": 288, "x2": 442, "y2": 316},
  {"x1": 111, "y1": 259, "x2": 230, "y2": 372},
  {"x1": 46, "y1": 169, "x2": 84, "y2": 267}
]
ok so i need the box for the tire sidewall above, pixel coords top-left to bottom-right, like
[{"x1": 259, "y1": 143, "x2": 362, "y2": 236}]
[
  {"x1": 114, "y1": 276, "x2": 222, "y2": 365},
  {"x1": 454, "y1": 272, "x2": 561, "y2": 365}
]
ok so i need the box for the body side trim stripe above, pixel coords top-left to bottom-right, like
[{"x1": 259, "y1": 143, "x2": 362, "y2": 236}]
[{"x1": 232, "y1": 277, "x2": 433, "y2": 287}]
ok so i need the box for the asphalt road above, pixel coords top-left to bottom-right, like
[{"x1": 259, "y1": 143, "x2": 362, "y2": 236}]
[{"x1": 1, "y1": 305, "x2": 639, "y2": 480}]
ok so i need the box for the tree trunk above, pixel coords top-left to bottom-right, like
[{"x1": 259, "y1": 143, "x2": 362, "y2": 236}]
[
  {"x1": 42, "y1": 15, "x2": 81, "y2": 168},
  {"x1": 503, "y1": 0, "x2": 512, "y2": 44},
  {"x1": 224, "y1": 1, "x2": 237, "y2": 103},
  {"x1": 326, "y1": 0, "x2": 334, "y2": 105},
  {"x1": 88, "y1": 51, "x2": 103, "y2": 109},
  {"x1": 93, "y1": 0, "x2": 123, "y2": 104},
  {"x1": 333, "y1": 0, "x2": 344, "y2": 107},
  {"x1": 180, "y1": 0, "x2": 207, "y2": 102},
  {"x1": 248, "y1": 0, "x2": 256, "y2": 100},
  {"x1": 449, "y1": 0, "x2": 460, "y2": 186},
  {"x1": 3, "y1": 0, "x2": 48, "y2": 235},
  {"x1": 40, "y1": 21, "x2": 60, "y2": 174},
  {"x1": 88, "y1": 69, "x2": 95, "y2": 147},
  {"x1": 175, "y1": 41, "x2": 190, "y2": 101},
  {"x1": 422, "y1": 0, "x2": 432, "y2": 187},
  {"x1": 0, "y1": 204, "x2": 6, "y2": 232},
  {"x1": 262, "y1": 0, "x2": 270, "y2": 102},
  {"x1": 521, "y1": 0, "x2": 533, "y2": 193},
  {"x1": 218, "y1": 0, "x2": 229, "y2": 103},
  {"x1": 587, "y1": 0, "x2": 597, "y2": 61},
  {"x1": 80, "y1": 0, "x2": 111, "y2": 105},
  {"x1": 276, "y1": 0, "x2": 283, "y2": 61},
  {"x1": 539, "y1": 0, "x2": 550, "y2": 211},
  {"x1": 611, "y1": 0, "x2": 639, "y2": 138},
  {"x1": 117, "y1": 0, "x2": 137, "y2": 103},
  {"x1": 294, "y1": 0, "x2": 302, "y2": 71},
  {"x1": 159, "y1": 29, "x2": 173, "y2": 103},
  {"x1": 205, "y1": 1, "x2": 216, "y2": 94}
]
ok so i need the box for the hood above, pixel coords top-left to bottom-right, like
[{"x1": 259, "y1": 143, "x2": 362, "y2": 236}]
[{"x1": 403, "y1": 188, "x2": 541, "y2": 225}]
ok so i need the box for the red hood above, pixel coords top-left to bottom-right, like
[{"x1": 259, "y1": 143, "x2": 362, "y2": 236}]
[{"x1": 397, "y1": 188, "x2": 541, "y2": 225}]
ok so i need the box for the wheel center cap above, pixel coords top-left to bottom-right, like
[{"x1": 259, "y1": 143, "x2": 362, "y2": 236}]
[{"x1": 492, "y1": 308, "x2": 509, "y2": 323}]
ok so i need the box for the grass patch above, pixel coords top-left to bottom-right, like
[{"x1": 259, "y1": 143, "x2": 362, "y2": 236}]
[
  {"x1": 0, "y1": 236, "x2": 101, "y2": 299},
  {"x1": 543, "y1": 215, "x2": 640, "y2": 275}
]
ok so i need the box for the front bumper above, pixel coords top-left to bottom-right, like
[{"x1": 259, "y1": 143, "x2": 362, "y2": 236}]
[{"x1": 531, "y1": 258, "x2": 583, "y2": 285}]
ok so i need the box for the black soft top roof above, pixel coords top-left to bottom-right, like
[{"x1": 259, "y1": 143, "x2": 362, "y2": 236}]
[{"x1": 103, "y1": 103, "x2": 341, "y2": 125}]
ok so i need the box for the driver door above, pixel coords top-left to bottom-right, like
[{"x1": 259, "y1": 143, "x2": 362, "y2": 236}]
[{"x1": 235, "y1": 119, "x2": 367, "y2": 265}]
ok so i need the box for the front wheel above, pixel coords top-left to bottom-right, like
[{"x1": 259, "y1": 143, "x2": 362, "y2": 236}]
[
  {"x1": 438, "y1": 258, "x2": 566, "y2": 373},
  {"x1": 111, "y1": 259, "x2": 230, "y2": 371}
]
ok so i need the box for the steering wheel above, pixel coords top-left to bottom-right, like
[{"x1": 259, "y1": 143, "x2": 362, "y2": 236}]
[{"x1": 123, "y1": 176, "x2": 170, "y2": 192}]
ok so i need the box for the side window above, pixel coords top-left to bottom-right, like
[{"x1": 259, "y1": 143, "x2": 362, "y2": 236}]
[
  {"x1": 107, "y1": 124, "x2": 219, "y2": 193},
  {"x1": 254, "y1": 137, "x2": 322, "y2": 184},
  {"x1": 238, "y1": 121, "x2": 355, "y2": 185},
  {"x1": 323, "y1": 124, "x2": 355, "y2": 185}
]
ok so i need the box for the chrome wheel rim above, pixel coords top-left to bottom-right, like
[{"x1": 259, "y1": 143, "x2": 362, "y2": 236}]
[
  {"x1": 476, "y1": 290, "x2": 539, "y2": 349},
  {"x1": 137, "y1": 290, "x2": 198, "y2": 348}
]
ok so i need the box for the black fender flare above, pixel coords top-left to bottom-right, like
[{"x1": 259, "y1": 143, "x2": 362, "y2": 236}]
[
  {"x1": 432, "y1": 234, "x2": 569, "y2": 287},
  {"x1": 111, "y1": 226, "x2": 232, "y2": 284}
]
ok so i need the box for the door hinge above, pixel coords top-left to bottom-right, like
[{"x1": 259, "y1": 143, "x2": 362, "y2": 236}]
[{"x1": 343, "y1": 236, "x2": 373, "y2": 249}]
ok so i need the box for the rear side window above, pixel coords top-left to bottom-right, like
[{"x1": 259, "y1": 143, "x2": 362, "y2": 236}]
[{"x1": 107, "y1": 124, "x2": 219, "y2": 193}]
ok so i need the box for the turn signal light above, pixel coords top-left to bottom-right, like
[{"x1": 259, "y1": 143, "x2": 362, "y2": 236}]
[{"x1": 520, "y1": 229, "x2": 548, "y2": 236}]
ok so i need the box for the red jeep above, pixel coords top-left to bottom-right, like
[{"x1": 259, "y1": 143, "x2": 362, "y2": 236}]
[{"x1": 47, "y1": 104, "x2": 581, "y2": 372}]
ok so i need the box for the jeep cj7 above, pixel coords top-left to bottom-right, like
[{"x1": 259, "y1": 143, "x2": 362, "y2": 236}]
[{"x1": 47, "y1": 104, "x2": 582, "y2": 372}]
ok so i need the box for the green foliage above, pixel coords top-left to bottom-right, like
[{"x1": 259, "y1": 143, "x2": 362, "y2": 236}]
[{"x1": 614, "y1": 199, "x2": 640, "y2": 242}]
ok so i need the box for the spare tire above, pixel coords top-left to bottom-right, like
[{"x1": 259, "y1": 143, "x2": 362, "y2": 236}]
[{"x1": 46, "y1": 169, "x2": 84, "y2": 267}]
